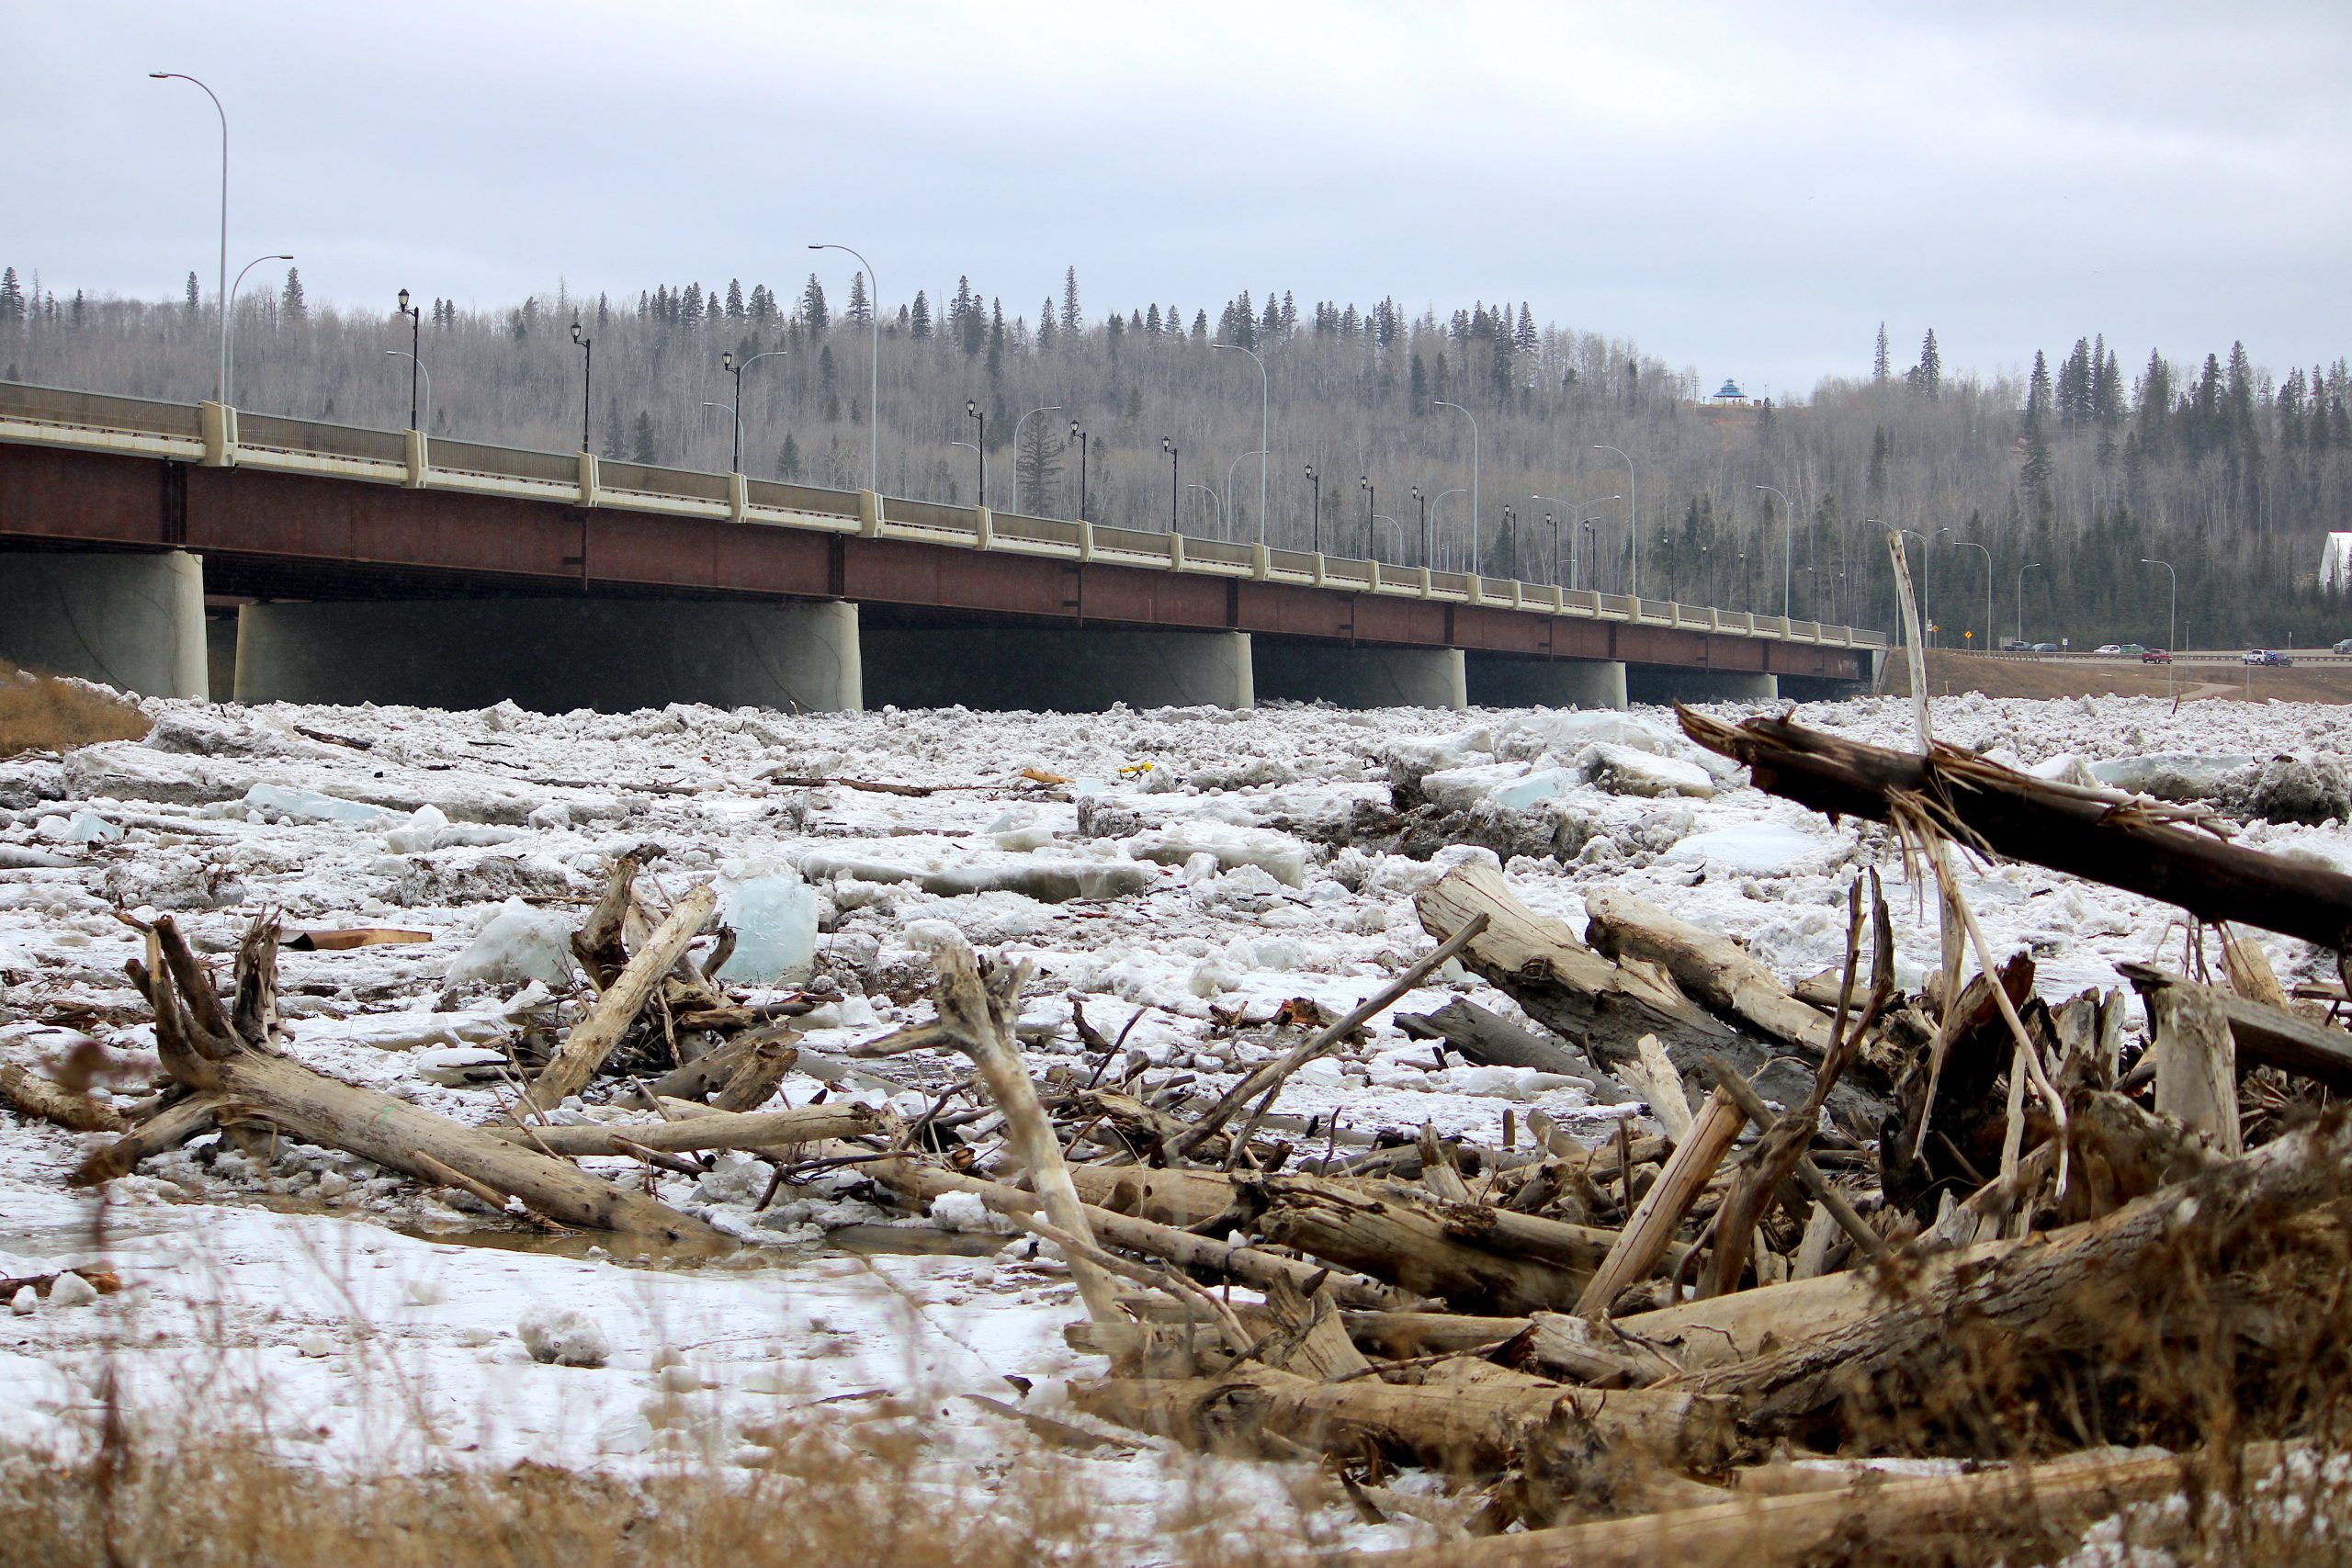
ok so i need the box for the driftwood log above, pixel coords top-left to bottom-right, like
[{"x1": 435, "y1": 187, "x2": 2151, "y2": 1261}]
[
  {"x1": 124, "y1": 915, "x2": 727, "y2": 1245},
  {"x1": 1679, "y1": 705, "x2": 2352, "y2": 952}
]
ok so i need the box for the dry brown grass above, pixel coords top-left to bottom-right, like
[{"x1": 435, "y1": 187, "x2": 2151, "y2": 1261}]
[
  {"x1": 0, "y1": 659, "x2": 150, "y2": 758},
  {"x1": 0, "y1": 1416, "x2": 1329, "y2": 1568},
  {"x1": 1884, "y1": 649, "x2": 2352, "y2": 705}
]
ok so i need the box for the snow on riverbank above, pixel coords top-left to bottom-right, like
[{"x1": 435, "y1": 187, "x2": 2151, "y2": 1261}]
[{"x1": 3, "y1": 684, "x2": 2347, "y2": 1543}]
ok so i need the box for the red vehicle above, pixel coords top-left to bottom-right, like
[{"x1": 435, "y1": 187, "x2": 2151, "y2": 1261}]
[{"x1": 2141, "y1": 648, "x2": 2173, "y2": 664}]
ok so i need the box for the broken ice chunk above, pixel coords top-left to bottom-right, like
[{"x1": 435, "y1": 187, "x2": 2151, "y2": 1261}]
[
  {"x1": 714, "y1": 861, "x2": 820, "y2": 986},
  {"x1": 444, "y1": 897, "x2": 579, "y2": 989}
]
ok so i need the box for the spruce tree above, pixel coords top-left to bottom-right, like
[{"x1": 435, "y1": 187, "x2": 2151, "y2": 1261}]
[
  {"x1": 846, "y1": 270, "x2": 869, "y2": 324},
  {"x1": 1190, "y1": 310, "x2": 1207, "y2": 342},
  {"x1": 280, "y1": 267, "x2": 306, "y2": 322},
  {"x1": 910, "y1": 290, "x2": 932, "y2": 340},
  {"x1": 0, "y1": 267, "x2": 23, "y2": 324},
  {"x1": 726, "y1": 278, "x2": 744, "y2": 318},
  {"x1": 1059, "y1": 266, "x2": 1081, "y2": 333},
  {"x1": 1145, "y1": 302, "x2": 1161, "y2": 337},
  {"x1": 1913, "y1": 330, "x2": 1941, "y2": 399},
  {"x1": 183, "y1": 271, "x2": 198, "y2": 314},
  {"x1": 776, "y1": 433, "x2": 801, "y2": 479},
  {"x1": 1872, "y1": 322, "x2": 1890, "y2": 382},
  {"x1": 988, "y1": 299, "x2": 1005, "y2": 381},
  {"x1": 1038, "y1": 298, "x2": 1057, "y2": 352},
  {"x1": 630, "y1": 411, "x2": 656, "y2": 464},
  {"x1": 798, "y1": 274, "x2": 830, "y2": 333}
]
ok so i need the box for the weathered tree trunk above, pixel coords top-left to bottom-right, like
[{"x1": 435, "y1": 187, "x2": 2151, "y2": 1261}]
[
  {"x1": 1679, "y1": 706, "x2": 2352, "y2": 953},
  {"x1": 1583, "y1": 887, "x2": 1835, "y2": 1060},
  {"x1": 484, "y1": 1101, "x2": 875, "y2": 1156},
  {"x1": 71, "y1": 1092, "x2": 222, "y2": 1186},
  {"x1": 2132, "y1": 968, "x2": 2243, "y2": 1156},
  {"x1": 1, "y1": 1062, "x2": 125, "y2": 1134},
  {"x1": 1069, "y1": 1362, "x2": 1735, "y2": 1474},
  {"x1": 2119, "y1": 961, "x2": 2352, "y2": 1092}
]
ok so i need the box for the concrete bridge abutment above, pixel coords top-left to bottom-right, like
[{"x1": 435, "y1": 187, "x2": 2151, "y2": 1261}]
[
  {"x1": 859, "y1": 626, "x2": 1253, "y2": 712},
  {"x1": 1624, "y1": 665, "x2": 1779, "y2": 705},
  {"x1": 233, "y1": 598, "x2": 863, "y2": 714},
  {"x1": 0, "y1": 547, "x2": 209, "y2": 699},
  {"x1": 1252, "y1": 642, "x2": 1467, "y2": 711},
  {"x1": 1465, "y1": 655, "x2": 1627, "y2": 711}
]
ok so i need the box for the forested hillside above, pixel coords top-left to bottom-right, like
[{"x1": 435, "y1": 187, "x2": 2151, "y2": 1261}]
[{"x1": 5, "y1": 262, "x2": 2347, "y2": 649}]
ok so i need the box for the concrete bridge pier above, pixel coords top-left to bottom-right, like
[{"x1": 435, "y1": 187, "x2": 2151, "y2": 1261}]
[
  {"x1": 1625, "y1": 665, "x2": 1779, "y2": 705},
  {"x1": 0, "y1": 547, "x2": 209, "y2": 698},
  {"x1": 1465, "y1": 655, "x2": 1627, "y2": 711},
  {"x1": 1252, "y1": 641, "x2": 1467, "y2": 710},
  {"x1": 860, "y1": 626, "x2": 1252, "y2": 711},
  {"x1": 233, "y1": 598, "x2": 863, "y2": 713}
]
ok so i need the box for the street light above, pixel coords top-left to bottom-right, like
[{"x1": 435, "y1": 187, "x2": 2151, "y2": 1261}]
[
  {"x1": 150, "y1": 73, "x2": 228, "y2": 404},
  {"x1": 1161, "y1": 437, "x2": 1178, "y2": 533},
  {"x1": 2142, "y1": 558, "x2": 2177, "y2": 697},
  {"x1": 1596, "y1": 445, "x2": 1637, "y2": 599},
  {"x1": 569, "y1": 318, "x2": 593, "y2": 453},
  {"x1": 719, "y1": 349, "x2": 785, "y2": 475},
  {"x1": 1756, "y1": 483, "x2": 1796, "y2": 619},
  {"x1": 1069, "y1": 421, "x2": 1089, "y2": 521},
  {"x1": 1009, "y1": 404, "x2": 1061, "y2": 514},
  {"x1": 396, "y1": 288, "x2": 422, "y2": 431},
  {"x1": 1360, "y1": 475, "x2": 1374, "y2": 560},
  {"x1": 966, "y1": 399, "x2": 985, "y2": 506},
  {"x1": 1430, "y1": 487, "x2": 1466, "y2": 570},
  {"x1": 2018, "y1": 561, "x2": 2043, "y2": 646},
  {"x1": 1213, "y1": 342, "x2": 1269, "y2": 544},
  {"x1": 223, "y1": 253, "x2": 290, "y2": 405},
  {"x1": 1371, "y1": 513, "x2": 1404, "y2": 562},
  {"x1": 1226, "y1": 447, "x2": 1267, "y2": 544},
  {"x1": 383, "y1": 350, "x2": 432, "y2": 434},
  {"x1": 1304, "y1": 464, "x2": 1321, "y2": 554},
  {"x1": 1950, "y1": 537, "x2": 1992, "y2": 653},
  {"x1": 807, "y1": 243, "x2": 879, "y2": 493},
  {"x1": 1577, "y1": 519, "x2": 1599, "y2": 592},
  {"x1": 1432, "y1": 400, "x2": 1480, "y2": 575},
  {"x1": 1500, "y1": 504, "x2": 1517, "y2": 579},
  {"x1": 1410, "y1": 485, "x2": 1427, "y2": 567},
  {"x1": 1187, "y1": 483, "x2": 1224, "y2": 538}
]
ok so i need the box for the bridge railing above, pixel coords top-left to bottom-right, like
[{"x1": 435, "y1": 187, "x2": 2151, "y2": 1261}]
[
  {"x1": 236, "y1": 412, "x2": 409, "y2": 467},
  {"x1": 0, "y1": 378, "x2": 1890, "y2": 653},
  {"x1": 428, "y1": 438, "x2": 580, "y2": 488},
  {"x1": 0, "y1": 381, "x2": 202, "y2": 441}
]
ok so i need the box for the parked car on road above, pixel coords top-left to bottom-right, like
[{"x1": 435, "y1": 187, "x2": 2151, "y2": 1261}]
[
  {"x1": 2031, "y1": 641, "x2": 2060, "y2": 653},
  {"x1": 2095, "y1": 643, "x2": 2123, "y2": 655},
  {"x1": 2334, "y1": 637, "x2": 2352, "y2": 655},
  {"x1": 2245, "y1": 649, "x2": 2293, "y2": 667},
  {"x1": 2141, "y1": 648, "x2": 2173, "y2": 664}
]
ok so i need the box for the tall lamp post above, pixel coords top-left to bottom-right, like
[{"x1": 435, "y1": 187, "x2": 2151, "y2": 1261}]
[
  {"x1": 223, "y1": 252, "x2": 290, "y2": 405},
  {"x1": 1187, "y1": 483, "x2": 1223, "y2": 538},
  {"x1": 1304, "y1": 464, "x2": 1321, "y2": 554},
  {"x1": 1009, "y1": 404, "x2": 1061, "y2": 514},
  {"x1": 1069, "y1": 422, "x2": 1089, "y2": 521},
  {"x1": 807, "y1": 243, "x2": 879, "y2": 493},
  {"x1": 382, "y1": 351, "x2": 432, "y2": 433},
  {"x1": 1371, "y1": 514, "x2": 1404, "y2": 561},
  {"x1": 1360, "y1": 475, "x2": 1374, "y2": 559},
  {"x1": 2142, "y1": 557, "x2": 2177, "y2": 698},
  {"x1": 2018, "y1": 561, "x2": 2042, "y2": 646},
  {"x1": 966, "y1": 400, "x2": 986, "y2": 505},
  {"x1": 1950, "y1": 537, "x2": 1992, "y2": 653},
  {"x1": 720, "y1": 349, "x2": 785, "y2": 474},
  {"x1": 1756, "y1": 483, "x2": 1795, "y2": 618},
  {"x1": 1500, "y1": 504, "x2": 1517, "y2": 579},
  {"x1": 1596, "y1": 445, "x2": 1637, "y2": 600},
  {"x1": 1410, "y1": 485, "x2": 1428, "y2": 567},
  {"x1": 1161, "y1": 437, "x2": 1178, "y2": 532},
  {"x1": 149, "y1": 72, "x2": 229, "y2": 405},
  {"x1": 1213, "y1": 342, "x2": 1269, "y2": 544},
  {"x1": 1432, "y1": 400, "x2": 1480, "y2": 574},
  {"x1": 569, "y1": 318, "x2": 593, "y2": 453},
  {"x1": 396, "y1": 289, "x2": 422, "y2": 430},
  {"x1": 1577, "y1": 519, "x2": 1599, "y2": 591},
  {"x1": 1226, "y1": 447, "x2": 1266, "y2": 543},
  {"x1": 1430, "y1": 488, "x2": 1466, "y2": 570}
]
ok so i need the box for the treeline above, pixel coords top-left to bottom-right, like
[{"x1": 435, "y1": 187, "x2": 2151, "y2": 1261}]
[{"x1": 4, "y1": 261, "x2": 2349, "y2": 648}]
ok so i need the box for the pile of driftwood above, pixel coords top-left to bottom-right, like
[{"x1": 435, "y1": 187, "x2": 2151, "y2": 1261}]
[{"x1": 17, "y1": 710, "x2": 2352, "y2": 1560}]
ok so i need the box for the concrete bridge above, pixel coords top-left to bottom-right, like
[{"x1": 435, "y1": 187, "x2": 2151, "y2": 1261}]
[{"x1": 0, "y1": 380, "x2": 1883, "y2": 713}]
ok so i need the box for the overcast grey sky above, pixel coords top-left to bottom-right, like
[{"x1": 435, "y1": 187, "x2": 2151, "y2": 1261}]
[{"x1": 7, "y1": 1, "x2": 2347, "y2": 396}]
